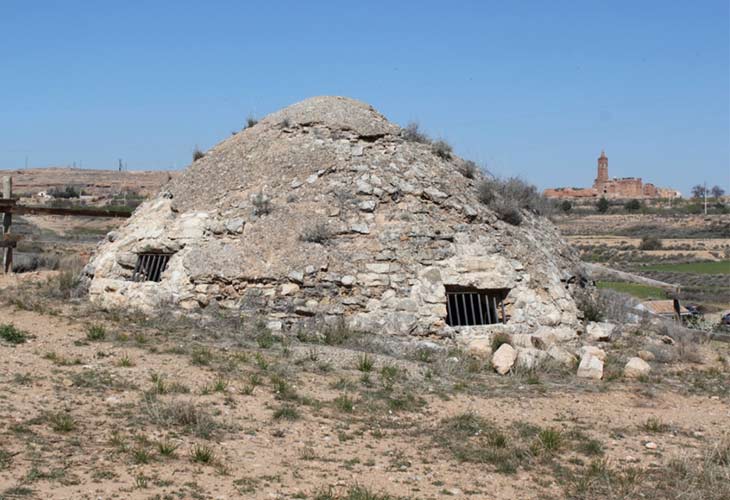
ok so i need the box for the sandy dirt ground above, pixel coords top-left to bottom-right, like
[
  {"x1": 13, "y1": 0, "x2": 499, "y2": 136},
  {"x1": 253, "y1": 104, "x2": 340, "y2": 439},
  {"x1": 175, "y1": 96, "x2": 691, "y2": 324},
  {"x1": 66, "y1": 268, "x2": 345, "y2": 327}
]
[{"x1": 0, "y1": 274, "x2": 729, "y2": 499}]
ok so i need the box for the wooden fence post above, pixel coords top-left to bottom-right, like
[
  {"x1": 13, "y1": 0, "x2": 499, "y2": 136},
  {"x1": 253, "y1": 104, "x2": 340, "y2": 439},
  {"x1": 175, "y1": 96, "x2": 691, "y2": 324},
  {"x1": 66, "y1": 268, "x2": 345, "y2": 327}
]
[{"x1": 2, "y1": 176, "x2": 12, "y2": 273}]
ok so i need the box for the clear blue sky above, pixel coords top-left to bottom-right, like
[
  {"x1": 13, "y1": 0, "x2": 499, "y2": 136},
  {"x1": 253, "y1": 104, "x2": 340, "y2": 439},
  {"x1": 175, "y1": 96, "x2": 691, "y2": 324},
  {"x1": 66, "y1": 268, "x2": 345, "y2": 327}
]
[{"x1": 1, "y1": 1, "x2": 728, "y2": 195}]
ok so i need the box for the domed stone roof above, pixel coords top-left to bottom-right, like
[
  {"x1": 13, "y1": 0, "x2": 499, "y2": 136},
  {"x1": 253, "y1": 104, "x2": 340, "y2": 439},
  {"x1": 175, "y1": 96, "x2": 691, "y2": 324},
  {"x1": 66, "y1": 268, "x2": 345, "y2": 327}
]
[{"x1": 85, "y1": 96, "x2": 583, "y2": 339}]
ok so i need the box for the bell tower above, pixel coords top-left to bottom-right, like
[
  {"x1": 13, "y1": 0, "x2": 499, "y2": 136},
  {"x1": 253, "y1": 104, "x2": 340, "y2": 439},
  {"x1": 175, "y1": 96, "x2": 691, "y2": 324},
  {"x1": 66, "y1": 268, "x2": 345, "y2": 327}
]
[{"x1": 595, "y1": 150, "x2": 608, "y2": 185}]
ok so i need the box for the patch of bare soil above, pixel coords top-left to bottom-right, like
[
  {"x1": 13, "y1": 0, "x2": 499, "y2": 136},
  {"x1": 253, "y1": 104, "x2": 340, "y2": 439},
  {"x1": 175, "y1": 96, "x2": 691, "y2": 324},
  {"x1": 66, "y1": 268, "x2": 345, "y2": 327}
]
[{"x1": 0, "y1": 273, "x2": 729, "y2": 499}]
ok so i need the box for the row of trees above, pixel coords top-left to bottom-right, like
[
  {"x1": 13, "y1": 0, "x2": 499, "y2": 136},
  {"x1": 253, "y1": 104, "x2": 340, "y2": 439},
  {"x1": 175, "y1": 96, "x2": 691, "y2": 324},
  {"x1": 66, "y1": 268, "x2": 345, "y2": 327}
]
[
  {"x1": 691, "y1": 185, "x2": 726, "y2": 199},
  {"x1": 559, "y1": 184, "x2": 727, "y2": 214}
]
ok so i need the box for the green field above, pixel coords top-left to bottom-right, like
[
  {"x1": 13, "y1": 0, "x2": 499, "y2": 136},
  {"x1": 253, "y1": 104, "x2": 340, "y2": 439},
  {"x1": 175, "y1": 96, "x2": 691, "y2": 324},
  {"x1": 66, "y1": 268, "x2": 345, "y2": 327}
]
[
  {"x1": 637, "y1": 260, "x2": 730, "y2": 274},
  {"x1": 597, "y1": 281, "x2": 667, "y2": 300}
]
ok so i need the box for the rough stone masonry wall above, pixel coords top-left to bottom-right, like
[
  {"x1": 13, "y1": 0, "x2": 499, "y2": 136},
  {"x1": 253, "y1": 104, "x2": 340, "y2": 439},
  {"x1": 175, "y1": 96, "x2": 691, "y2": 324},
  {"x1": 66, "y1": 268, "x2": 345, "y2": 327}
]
[{"x1": 85, "y1": 96, "x2": 584, "y2": 340}]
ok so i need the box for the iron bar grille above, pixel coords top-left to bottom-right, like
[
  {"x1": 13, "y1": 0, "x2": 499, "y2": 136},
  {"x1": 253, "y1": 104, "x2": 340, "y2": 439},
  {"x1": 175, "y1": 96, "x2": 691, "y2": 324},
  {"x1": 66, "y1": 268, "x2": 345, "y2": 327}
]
[
  {"x1": 445, "y1": 287, "x2": 508, "y2": 326},
  {"x1": 132, "y1": 253, "x2": 172, "y2": 282}
]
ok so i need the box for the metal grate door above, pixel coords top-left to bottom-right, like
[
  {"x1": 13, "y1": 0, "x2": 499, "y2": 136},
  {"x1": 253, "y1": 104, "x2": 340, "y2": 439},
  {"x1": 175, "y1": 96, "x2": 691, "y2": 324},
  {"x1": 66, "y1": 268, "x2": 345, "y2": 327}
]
[{"x1": 132, "y1": 253, "x2": 172, "y2": 282}]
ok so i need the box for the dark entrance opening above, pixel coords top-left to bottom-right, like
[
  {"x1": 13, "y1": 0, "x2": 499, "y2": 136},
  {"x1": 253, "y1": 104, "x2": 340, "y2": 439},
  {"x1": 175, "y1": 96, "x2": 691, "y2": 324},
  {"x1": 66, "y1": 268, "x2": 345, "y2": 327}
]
[
  {"x1": 132, "y1": 253, "x2": 172, "y2": 282},
  {"x1": 445, "y1": 286, "x2": 509, "y2": 326}
]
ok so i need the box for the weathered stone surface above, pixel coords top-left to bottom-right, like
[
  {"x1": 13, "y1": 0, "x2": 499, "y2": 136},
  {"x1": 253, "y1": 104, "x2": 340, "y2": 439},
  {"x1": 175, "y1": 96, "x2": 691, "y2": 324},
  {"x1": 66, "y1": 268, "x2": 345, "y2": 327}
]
[
  {"x1": 624, "y1": 357, "x2": 651, "y2": 378},
  {"x1": 339, "y1": 275, "x2": 355, "y2": 286},
  {"x1": 288, "y1": 271, "x2": 304, "y2": 284},
  {"x1": 225, "y1": 218, "x2": 245, "y2": 234},
  {"x1": 85, "y1": 96, "x2": 585, "y2": 337},
  {"x1": 533, "y1": 326, "x2": 578, "y2": 345},
  {"x1": 516, "y1": 347, "x2": 548, "y2": 370},
  {"x1": 547, "y1": 346, "x2": 578, "y2": 367},
  {"x1": 466, "y1": 338, "x2": 492, "y2": 359},
  {"x1": 638, "y1": 350, "x2": 656, "y2": 362},
  {"x1": 358, "y1": 200, "x2": 377, "y2": 212},
  {"x1": 280, "y1": 283, "x2": 300, "y2": 296},
  {"x1": 350, "y1": 223, "x2": 370, "y2": 234},
  {"x1": 577, "y1": 353, "x2": 604, "y2": 379},
  {"x1": 577, "y1": 346, "x2": 607, "y2": 361},
  {"x1": 586, "y1": 322, "x2": 616, "y2": 342},
  {"x1": 492, "y1": 344, "x2": 517, "y2": 375}
]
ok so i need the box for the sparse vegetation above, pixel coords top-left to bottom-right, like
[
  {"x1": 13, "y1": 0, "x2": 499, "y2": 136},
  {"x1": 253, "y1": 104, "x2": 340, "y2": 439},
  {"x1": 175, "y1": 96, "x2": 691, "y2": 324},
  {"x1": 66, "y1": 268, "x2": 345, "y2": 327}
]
[
  {"x1": 596, "y1": 196, "x2": 609, "y2": 213},
  {"x1": 300, "y1": 222, "x2": 333, "y2": 244},
  {"x1": 48, "y1": 185, "x2": 81, "y2": 199},
  {"x1": 642, "y1": 417, "x2": 670, "y2": 433},
  {"x1": 86, "y1": 324, "x2": 106, "y2": 341},
  {"x1": 144, "y1": 397, "x2": 221, "y2": 439},
  {"x1": 639, "y1": 235, "x2": 663, "y2": 250},
  {"x1": 251, "y1": 191, "x2": 272, "y2": 216},
  {"x1": 157, "y1": 439, "x2": 179, "y2": 457},
  {"x1": 477, "y1": 176, "x2": 554, "y2": 225},
  {"x1": 431, "y1": 139, "x2": 453, "y2": 160},
  {"x1": 0, "y1": 323, "x2": 28, "y2": 344},
  {"x1": 48, "y1": 412, "x2": 76, "y2": 433},
  {"x1": 401, "y1": 122, "x2": 429, "y2": 143},
  {"x1": 273, "y1": 405, "x2": 301, "y2": 421},
  {"x1": 459, "y1": 160, "x2": 478, "y2": 179},
  {"x1": 190, "y1": 443, "x2": 215, "y2": 464},
  {"x1": 192, "y1": 147, "x2": 205, "y2": 161},
  {"x1": 356, "y1": 353, "x2": 374, "y2": 372},
  {"x1": 624, "y1": 199, "x2": 642, "y2": 211}
]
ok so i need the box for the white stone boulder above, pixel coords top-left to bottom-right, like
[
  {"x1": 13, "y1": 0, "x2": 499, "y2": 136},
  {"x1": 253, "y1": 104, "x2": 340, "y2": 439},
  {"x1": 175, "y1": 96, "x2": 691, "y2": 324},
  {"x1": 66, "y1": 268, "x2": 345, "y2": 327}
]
[
  {"x1": 586, "y1": 322, "x2": 616, "y2": 342},
  {"x1": 638, "y1": 350, "x2": 655, "y2": 362},
  {"x1": 577, "y1": 345, "x2": 607, "y2": 361},
  {"x1": 466, "y1": 338, "x2": 492, "y2": 359},
  {"x1": 624, "y1": 357, "x2": 651, "y2": 378},
  {"x1": 491, "y1": 344, "x2": 517, "y2": 375},
  {"x1": 577, "y1": 353, "x2": 604, "y2": 379},
  {"x1": 547, "y1": 346, "x2": 578, "y2": 367},
  {"x1": 516, "y1": 347, "x2": 548, "y2": 370},
  {"x1": 533, "y1": 325, "x2": 578, "y2": 345}
]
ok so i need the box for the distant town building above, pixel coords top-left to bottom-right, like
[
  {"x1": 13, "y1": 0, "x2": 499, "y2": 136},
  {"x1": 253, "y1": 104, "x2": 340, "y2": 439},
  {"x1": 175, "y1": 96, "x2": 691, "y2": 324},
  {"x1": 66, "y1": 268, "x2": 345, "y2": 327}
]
[{"x1": 544, "y1": 151, "x2": 681, "y2": 200}]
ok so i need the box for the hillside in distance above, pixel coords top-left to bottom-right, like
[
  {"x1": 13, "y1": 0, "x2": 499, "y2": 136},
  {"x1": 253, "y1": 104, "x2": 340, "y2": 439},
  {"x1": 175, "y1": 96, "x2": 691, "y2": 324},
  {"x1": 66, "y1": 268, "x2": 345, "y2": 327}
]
[{"x1": 0, "y1": 167, "x2": 176, "y2": 197}]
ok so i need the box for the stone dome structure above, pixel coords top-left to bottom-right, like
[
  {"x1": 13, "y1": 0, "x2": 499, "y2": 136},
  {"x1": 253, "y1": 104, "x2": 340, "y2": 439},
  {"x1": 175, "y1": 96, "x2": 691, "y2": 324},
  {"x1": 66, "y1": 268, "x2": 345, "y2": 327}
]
[{"x1": 85, "y1": 96, "x2": 584, "y2": 339}]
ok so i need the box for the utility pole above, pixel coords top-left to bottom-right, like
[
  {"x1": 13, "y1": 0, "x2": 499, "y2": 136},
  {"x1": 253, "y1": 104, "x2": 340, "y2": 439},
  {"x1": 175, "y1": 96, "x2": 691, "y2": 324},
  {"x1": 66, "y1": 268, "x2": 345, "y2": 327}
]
[
  {"x1": 118, "y1": 158, "x2": 123, "y2": 172},
  {"x1": 704, "y1": 181, "x2": 708, "y2": 215}
]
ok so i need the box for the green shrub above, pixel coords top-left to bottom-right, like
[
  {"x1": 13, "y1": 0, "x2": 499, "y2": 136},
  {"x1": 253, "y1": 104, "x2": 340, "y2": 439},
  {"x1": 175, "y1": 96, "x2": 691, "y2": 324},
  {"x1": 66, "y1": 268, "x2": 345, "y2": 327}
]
[
  {"x1": 0, "y1": 324, "x2": 28, "y2": 344},
  {"x1": 86, "y1": 324, "x2": 106, "y2": 341},
  {"x1": 596, "y1": 197, "x2": 609, "y2": 213},
  {"x1": 192, "y1": 148, "x2": 205, "y2": 161},
  {"x1": 273, "y1": 405, "x2": 301, "y2": 421},
  {"x1": 333, "y1": 394, "x2": 355, "y2": 413},
  {"x1": 538, "y1": 428, "x2": 563, "y2": 452},
  {"x1": 624, "y1": 199, "x2": 641, "y2": 211},
  {"x1": 639, "y1": 236, "x2": 662, "y2": 250},
  {"x1": 190, "y1": 443, "x2": 215, "y2": 463},
  {"x1": 255, "y1": 322, "x2": 276, "y2": 348},
  {"x1": 356, "y1": 354, "x2": 374, "y2": 372},
  {"x1": 48, "y1": 412, "x2": 76, "y2": 433}
]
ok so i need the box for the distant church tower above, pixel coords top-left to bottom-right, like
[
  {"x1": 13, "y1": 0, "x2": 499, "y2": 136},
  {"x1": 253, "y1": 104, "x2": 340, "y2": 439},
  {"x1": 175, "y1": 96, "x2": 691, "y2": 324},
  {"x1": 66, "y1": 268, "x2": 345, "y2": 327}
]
[{"x1": 596, "y1": 150, "x2": 608, "y2": 184}]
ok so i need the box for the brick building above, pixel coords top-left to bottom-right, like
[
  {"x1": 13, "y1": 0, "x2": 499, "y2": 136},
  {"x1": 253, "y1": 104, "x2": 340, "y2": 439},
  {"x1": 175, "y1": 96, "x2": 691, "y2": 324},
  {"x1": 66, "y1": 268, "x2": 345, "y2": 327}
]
[{"x1": 544, "y1": 151, "x2": 680, "y2": 200}]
